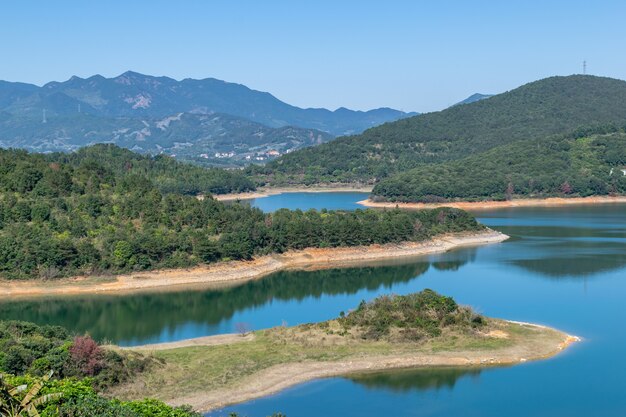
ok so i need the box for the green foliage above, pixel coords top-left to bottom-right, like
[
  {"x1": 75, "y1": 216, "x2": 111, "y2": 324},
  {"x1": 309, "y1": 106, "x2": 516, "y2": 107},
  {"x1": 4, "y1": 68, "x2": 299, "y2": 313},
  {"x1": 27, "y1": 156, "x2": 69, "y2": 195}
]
[
  {"x1": 254, "y1": 75, "x2": 626, "y2": 186},
  {"x1": 373, "y1": 129, "x2": 626, "y2": 202},
  {"x1": 339, "y1": 289, "x2": 484, "y2": 341},
  {"x1": 0, "y1": 371, "x2": 62, "y2": 417},
  {"x1": 123, "y1": 399, "x2": 201, "y2": 417},
  {"x1": 0, "y1": 145, "x2": 482, "y2": 279},
  {"x1": 0, "y1": 352, "x2": 198, "y2": 417},
  {"x1": 51, "y1": 144, "x2": 256, "y2": 195},
  {"x1": 0, "y1": 321, "x2": 152, "y2": 390}
]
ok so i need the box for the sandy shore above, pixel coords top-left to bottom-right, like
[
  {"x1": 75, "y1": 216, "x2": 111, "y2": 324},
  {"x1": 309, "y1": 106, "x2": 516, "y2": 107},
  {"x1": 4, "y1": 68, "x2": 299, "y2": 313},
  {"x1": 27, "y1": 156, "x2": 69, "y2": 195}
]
[
  {"x1": 0, "y1": 230, "x2": 507, "y2": 298},
  {"x1": 121, "y1": 333, "x2": 256, "y2": 351},
  {"x1": 215, "y1": 185, "x2": 372, "y2": 201},
  {"x1": 132, "y1": 322, "x2": 578, "y2": 412},
  {"x1": 359, "y1": 195, "x2": 626, "y2": 211}
]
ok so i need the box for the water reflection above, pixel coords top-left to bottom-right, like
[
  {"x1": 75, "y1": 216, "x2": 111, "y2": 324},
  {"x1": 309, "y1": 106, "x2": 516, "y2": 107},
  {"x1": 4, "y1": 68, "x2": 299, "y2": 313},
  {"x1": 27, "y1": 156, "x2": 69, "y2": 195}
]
[
  {"x1": 491, "y1": 224, "x2": 626, "y2": 278},
  {"x1": 347, "y1": 367, "x2": 482, "y2": 393},
  {"x1": 0, "y1": 260, "x2": 449, "y2": 345}
]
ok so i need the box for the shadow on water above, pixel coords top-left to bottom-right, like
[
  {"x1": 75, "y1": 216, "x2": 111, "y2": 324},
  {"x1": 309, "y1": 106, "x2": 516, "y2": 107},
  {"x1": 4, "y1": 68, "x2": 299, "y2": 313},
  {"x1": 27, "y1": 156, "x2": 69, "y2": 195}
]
[
  {"x1": 0, "y1": 257, "x2": 475, "y2": 344},
  {"x1": 346, "y1": 367, "x2": 483, "y2": 393}
]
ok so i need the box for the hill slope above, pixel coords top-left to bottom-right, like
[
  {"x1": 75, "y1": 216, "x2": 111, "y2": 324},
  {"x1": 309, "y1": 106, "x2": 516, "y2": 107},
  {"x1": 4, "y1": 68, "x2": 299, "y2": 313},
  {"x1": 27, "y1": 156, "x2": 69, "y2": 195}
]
[
  {"x1": 372, "y1": 126, "x2": 626, "y2": 202},
  {"x1": 0, "y1": 144, "x2": 481, "y2": 279},
  {"x1": 452, "y1": 93, "x2": 493, "y2": 106},
  {"x1": 0, "y1": 112, "x2": 332, "y2": 166},
  {"x1": 257, "y1": 75, "x2": 626, "y2": 185}
]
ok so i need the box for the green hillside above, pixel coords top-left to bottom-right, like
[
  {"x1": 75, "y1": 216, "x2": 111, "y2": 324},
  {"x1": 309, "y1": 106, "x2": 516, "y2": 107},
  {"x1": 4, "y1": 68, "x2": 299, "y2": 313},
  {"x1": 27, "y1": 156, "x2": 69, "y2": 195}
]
[
  {"x1": 372, "y1": 126, "x2": 626, "y2": 202},
  {"x1": 254, "y1": 75, "x2": 626, "y2": 185},
  {"x1": 0, "y1": 145, "x2": 482, "y2": 279},
  {"x1": 48, "y1": 144, "x2": 255, "y2": 195}
]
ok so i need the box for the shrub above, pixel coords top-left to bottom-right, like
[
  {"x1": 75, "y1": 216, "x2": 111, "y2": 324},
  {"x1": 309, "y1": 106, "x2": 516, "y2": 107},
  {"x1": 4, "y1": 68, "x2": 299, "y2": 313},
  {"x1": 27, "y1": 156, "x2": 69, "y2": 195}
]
[
  {"x1": 338, "y1": 289, "x2": 484, "y2": 341},
  {"x1": 69, "y1": 336, "x2": 104, "y2": 377}
]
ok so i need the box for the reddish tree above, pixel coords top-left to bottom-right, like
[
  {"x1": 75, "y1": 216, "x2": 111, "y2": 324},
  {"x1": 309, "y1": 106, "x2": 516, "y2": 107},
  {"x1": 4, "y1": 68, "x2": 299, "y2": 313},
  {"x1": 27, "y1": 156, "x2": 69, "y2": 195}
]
[
  {"x1": 560, "y1": 181, "x2": 573, "y2": 194},
  {"x1": 69, "y1": 335, "x2": 104, "y2": 376}
]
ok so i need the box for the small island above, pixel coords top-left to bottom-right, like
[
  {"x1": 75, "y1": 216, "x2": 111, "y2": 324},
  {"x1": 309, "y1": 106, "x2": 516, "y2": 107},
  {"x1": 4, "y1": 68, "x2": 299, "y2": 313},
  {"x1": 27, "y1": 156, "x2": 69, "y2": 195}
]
[{"x1": 109, "y1": 290, "x2": 578, "y2": 412}]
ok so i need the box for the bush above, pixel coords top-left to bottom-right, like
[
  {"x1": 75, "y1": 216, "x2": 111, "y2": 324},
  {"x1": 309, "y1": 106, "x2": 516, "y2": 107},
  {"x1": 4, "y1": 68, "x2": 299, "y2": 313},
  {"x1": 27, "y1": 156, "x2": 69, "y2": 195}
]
[{"x1": 338, "y1": 289, "x2": 484, "y2": 341}]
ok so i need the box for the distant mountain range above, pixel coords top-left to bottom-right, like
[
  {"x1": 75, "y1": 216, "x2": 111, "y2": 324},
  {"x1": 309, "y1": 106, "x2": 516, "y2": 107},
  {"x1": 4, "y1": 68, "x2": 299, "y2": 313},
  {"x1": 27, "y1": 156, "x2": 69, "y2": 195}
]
[
  {"x1": 452, "y1": 93, "x2": 493, "y2": 107},
  {"x1": 0, "y1": 72, "x2": 416, "y2": 164}
]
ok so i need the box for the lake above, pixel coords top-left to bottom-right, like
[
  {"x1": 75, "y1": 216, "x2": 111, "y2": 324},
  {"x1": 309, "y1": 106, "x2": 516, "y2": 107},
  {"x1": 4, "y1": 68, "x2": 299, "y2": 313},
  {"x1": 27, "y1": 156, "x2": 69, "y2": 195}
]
[{"x1": 2, "y1": 192, "x2": 625, "y2": 416}]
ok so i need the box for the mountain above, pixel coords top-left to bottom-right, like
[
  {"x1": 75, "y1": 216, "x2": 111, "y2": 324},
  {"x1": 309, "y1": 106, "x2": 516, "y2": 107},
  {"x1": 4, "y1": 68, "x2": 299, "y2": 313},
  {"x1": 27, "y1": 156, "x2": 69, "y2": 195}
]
[
  {"x1": 452, "y1": 93, "x2": 493, "y2": 107},
  {"x1": 255, "y1": 75, "x2": 626, "y2": 186},
  {"x1": 0, "y1": 112, "x2": 331, "y2": 166},
  {"x1": 372, "y1": 126, "x2": 626, "y2": 202},
  {"x1": 1, "y1": 71, "x2": 416, "y2": 135}
]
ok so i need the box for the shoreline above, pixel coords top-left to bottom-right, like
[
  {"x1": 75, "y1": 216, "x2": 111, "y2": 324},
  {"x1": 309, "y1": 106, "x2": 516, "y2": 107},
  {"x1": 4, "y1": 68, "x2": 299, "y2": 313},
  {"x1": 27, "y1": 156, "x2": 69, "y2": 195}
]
[
  {"x1": 0, "y1": 229, "x2": 507, "y2": 298},
  {"x1": 215, "y1": 185, "x2": 373, "y2": 201},
  {"x1": 120, "y1": 321, "x2": 578, "y2": 412},
  {"x1": 358, "y1": 195, "x2": 626, "y2": 211}
]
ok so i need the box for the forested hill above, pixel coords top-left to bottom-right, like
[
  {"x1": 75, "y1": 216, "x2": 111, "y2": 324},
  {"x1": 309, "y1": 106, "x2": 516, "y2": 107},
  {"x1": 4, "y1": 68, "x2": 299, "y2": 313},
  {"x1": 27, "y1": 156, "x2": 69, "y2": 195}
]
[
  {"x1": 372, "y1": 125, "x2": 626, "y2": 202},
  {"x1": 254, "y1": 75, "x2": 626, "y2": 185},
  {"x1": 46, "y1": 144, "x2": 255, "y2": 195},
  {"x1": 0, "y1": 146, "x2": 483, "y2": 279}
]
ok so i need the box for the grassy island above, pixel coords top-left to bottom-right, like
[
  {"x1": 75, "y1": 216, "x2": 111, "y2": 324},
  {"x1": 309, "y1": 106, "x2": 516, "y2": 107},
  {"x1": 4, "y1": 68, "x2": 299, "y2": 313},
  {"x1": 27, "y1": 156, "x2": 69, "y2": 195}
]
[{"x1": 110, "y1": 290, "x2": 577, "y2": 412}]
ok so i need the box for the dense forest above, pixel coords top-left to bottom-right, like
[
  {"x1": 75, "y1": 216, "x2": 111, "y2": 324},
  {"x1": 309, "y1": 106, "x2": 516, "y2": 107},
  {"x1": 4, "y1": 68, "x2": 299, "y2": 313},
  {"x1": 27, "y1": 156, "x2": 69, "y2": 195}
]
[
  {"x1": 48, "y1": 144, "x2": 256, "y2": 195},
  {"x1": 0, "y1": 145, "x2": 483, "y2": 279},
  {"x1": 251, "y1": 75, "x2": 626, "y2": 185},
  {"x1": 372, "y1": 126, "x2": 626, "y2": 202}
]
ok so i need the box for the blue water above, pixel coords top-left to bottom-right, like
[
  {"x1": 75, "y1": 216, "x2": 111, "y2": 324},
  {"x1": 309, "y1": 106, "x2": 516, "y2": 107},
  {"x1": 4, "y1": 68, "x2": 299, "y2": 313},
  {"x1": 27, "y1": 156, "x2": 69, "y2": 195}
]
[
  {"x1": 3, "y1": 192, "x2": 626, "y2": 416},
  {"x1": 206, "y1": 196, "x2": 626, "y2": 417},
  {"x1": 250, "y1": 192, "x2": 369, "y2": 211}
]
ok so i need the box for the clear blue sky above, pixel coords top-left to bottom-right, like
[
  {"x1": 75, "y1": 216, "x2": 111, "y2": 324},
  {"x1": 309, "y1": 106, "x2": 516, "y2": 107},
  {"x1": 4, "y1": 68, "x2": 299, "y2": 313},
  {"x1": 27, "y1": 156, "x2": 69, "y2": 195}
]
[{"x1": 2, "y1": 0, "x2": 625, "y2": 112}]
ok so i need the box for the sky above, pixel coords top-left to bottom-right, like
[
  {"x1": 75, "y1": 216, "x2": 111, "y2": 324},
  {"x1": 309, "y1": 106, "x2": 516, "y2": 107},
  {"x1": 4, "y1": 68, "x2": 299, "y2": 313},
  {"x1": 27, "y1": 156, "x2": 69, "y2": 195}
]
[{"x1": 2, "y1": 0, "x2": 626, "y2": 112}]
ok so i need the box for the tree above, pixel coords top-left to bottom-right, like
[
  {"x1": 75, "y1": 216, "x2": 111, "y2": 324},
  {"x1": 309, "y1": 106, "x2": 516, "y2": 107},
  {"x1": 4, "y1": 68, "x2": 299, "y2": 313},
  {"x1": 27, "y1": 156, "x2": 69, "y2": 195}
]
[
  {"x1": 69, "y1": 336, "x2": 103, "y2": 377},
  {"x1": 560, "y1": 181, "x2": 573, "y2": 194},
  {"x1": 113, "y1": 241, "x2": 134, "y2": 268}
]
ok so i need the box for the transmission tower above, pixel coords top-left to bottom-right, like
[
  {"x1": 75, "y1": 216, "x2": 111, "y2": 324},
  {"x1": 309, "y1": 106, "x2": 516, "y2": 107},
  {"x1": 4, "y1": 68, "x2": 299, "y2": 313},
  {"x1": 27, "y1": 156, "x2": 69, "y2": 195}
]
[
  {"x1": 583, "y1": 60, "x2": 587, "y2": 75},
  {"x1": 42, "y1": 109, "x2": 47, "y2": 123}
]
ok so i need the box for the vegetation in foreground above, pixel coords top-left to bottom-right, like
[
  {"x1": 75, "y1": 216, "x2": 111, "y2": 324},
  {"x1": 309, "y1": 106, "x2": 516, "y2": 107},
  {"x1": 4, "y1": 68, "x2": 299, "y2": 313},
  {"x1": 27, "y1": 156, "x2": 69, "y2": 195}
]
[
  {"x1": 0, "y1": 320, "x2": 199, "y2": 417},
  {"x1": 0, "y1": 321, "x2": 153, "y2": 390},
  {"x1": 0, "y1": 144, "x2": 483, "y2": 279}
]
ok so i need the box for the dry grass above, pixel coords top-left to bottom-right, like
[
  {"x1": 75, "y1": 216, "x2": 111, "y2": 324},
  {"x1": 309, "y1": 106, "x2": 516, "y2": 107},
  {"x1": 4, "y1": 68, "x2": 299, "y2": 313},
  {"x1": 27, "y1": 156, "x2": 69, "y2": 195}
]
[{"x1": 107, "y1": 318, "x2": 574, "y2": 412}]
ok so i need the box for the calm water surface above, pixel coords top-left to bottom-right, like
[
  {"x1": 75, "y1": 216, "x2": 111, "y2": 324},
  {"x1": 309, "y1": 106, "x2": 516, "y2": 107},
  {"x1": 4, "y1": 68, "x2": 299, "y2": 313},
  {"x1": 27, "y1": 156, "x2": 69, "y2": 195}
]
[{"x1": 2, "y1": 193, "x2": 625, "y2": 416}]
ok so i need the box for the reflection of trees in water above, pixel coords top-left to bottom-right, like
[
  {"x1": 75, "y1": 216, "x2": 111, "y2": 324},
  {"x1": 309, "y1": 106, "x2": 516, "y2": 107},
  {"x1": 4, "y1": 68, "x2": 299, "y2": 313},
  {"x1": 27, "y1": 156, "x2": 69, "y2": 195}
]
[
  {"x1": 483, "y1": 224, "x2": 626, "y2": 278},
  {"x1": 430, "y1": 247, "x2": 478, "y2": 271},
  {"x1": 348, "y1": 367, "x2": 482, "y2": 393},
  {"x1": 1, "y1": 258, "x2": 472, "y2": 344},
  {"x1": 511, "y1": 253, "x2": 626, "y2": 278}
]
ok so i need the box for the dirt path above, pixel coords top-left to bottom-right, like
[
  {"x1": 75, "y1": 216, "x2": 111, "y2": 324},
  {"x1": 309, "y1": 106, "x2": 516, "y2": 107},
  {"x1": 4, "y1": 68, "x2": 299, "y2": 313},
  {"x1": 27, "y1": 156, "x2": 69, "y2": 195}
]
[
  {"x1": 122, "y1": 333, "x2": 255, "y2": 351},
  {"x1": 0, "y1": 230, "x2": 507, "y2": 298},
  {"x1": 359, "y1": 195, "x2": 626, "y2": 211}
]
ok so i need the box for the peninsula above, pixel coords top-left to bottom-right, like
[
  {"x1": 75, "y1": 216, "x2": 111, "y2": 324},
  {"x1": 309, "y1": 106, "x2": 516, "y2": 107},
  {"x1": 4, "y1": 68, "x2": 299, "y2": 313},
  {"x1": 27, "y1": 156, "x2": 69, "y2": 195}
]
[
  {"x1": 0, "y1": 229, "x2": 506, "y2": 297},
  {"x1": 110, "y1": 290, "x2": 578, "y2": 412}
]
